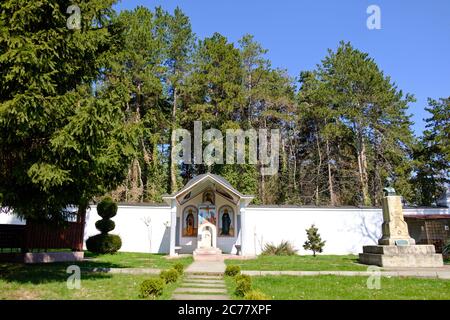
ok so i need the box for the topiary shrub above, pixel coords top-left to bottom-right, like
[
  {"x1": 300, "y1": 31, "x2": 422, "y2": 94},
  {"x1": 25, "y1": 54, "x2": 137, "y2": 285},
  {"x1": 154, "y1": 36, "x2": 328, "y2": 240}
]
[
  {"x1": 244, "y1": 290, "x2": 270, "y2": 300},
  {"x1": 86, "y1": 234, "x2": 122, "y2": 254},
  {"x1": 225, "y1": 265, "x2": 241, "y2": 277},
  {"x1": 173, "y1": 262, "x2": 184, "y2": 275},
  {"x1": 160, "y1": 268, "x2": 179, "y2": 284},
  {"x1": 139, "y1": 278, "x2": 165, "y2": 299},
  {"x1": 86, "y1": 197, "x2": 121, "y2": 254},
  {"x1": 235, "y1": 276, "x2": 252, "y2": 297},
  {"x1": 262, "y1": 240, "x2": 298, "y2": 256}
]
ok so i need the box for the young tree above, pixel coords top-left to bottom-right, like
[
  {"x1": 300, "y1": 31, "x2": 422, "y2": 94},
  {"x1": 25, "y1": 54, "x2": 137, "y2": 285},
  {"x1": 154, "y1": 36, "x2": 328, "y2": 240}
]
[
  {"x1": 303, "y1": 224, "x2": 326, "y2": 257},
  {"x1": 0, "y1": 0, "x2": 137, "y2": 222}
]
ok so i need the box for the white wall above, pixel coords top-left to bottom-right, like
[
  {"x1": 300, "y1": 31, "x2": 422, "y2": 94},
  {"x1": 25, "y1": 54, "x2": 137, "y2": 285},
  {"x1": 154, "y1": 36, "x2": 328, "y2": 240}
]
[
  {"x1": 2, "y1": 205, "x2": 448, "y2": 255},
  {"x1": 85, "y1": 205, "x2": 171, "y2": 253}
]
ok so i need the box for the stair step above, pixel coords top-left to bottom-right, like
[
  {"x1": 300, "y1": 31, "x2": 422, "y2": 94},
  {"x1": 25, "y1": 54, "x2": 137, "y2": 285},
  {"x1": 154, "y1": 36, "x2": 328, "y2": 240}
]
[
  {"x1": 172, "y1": 294, "x2": 230, "y2": 300},
  {"x1": 181, "y1": 282, "x2": 226, "y2": 288},
  {"x1": 175, "y1": 287, "x2": 227, "y2": 294}
]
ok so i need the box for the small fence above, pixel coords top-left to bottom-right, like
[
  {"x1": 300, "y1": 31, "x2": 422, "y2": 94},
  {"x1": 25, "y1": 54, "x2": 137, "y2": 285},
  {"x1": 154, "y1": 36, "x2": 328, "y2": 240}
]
[{"x1": 0, "y1": 221, "x2": 84, "y2": 252}]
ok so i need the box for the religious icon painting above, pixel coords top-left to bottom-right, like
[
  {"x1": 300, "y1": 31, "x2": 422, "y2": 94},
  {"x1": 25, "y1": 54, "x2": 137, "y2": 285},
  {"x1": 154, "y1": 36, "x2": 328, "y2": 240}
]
[
  {"x1": 198, "y1": 204, "x2": 216, "y2": 225},
  {"x1": 182, "y1": 206, "x2": 198, "y2": 237},
  {"x1": 218, "y1": 205, "x2": 234, "y2": 236},
  {"x1": 202, "y1": 190, "x2": 215, "y2": 204}
]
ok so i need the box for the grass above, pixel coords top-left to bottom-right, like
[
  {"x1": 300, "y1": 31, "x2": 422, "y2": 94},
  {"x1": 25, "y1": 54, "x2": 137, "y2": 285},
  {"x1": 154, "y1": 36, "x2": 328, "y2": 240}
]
[
  {"x1": 226, "y1": 255, "x2": 367, "y2": 271},
  {"x1": 0, "y1": 252, "x2": 191, "y2": 300},
  {"x1": 226, "y1": 275, "x2": 450, "y2": 300},
  {"x1": 83, "y1": 251, "x2": 193, "y2": 269}
]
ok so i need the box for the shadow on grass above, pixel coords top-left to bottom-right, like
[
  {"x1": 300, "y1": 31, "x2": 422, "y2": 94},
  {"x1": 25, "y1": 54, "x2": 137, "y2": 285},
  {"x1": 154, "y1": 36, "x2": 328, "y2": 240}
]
[{"x1": 0, "y1": 261, "x2": 116, "y2": 285}]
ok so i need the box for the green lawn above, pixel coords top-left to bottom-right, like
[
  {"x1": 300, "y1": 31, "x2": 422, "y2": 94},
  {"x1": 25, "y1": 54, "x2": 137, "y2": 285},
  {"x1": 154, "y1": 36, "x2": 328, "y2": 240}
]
[
  {"x1": 83, "y1": 251, "x2": 193, "y2": 269},
  {"x1": 226, "y1": 255, "x2": 367, "y2": 271},
  {"x1": 0, "y1": 253, "x2": 190, "y2": 300},
  {"x1": 226, "y1": 275, "x2": 450, "y2": 300}
]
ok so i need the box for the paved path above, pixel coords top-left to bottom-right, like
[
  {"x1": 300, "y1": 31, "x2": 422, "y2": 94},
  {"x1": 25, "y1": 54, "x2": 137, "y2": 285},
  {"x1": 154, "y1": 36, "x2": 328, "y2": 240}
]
[
  {"x1": 185, "y1": 260, "x2": 226, "y2": 275},
  {"x1": 242, "y1": 266, "x2": 450, "y2": 279},
  {"x1": 172, "y1": 274, "x2": 230, "y2": 300}
]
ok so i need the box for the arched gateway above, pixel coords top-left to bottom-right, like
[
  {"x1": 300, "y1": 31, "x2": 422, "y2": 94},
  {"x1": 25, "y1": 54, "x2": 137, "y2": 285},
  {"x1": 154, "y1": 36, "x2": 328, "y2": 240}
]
[{"x1": 163, "y1": 173, "x2": 254, "y2": 258}]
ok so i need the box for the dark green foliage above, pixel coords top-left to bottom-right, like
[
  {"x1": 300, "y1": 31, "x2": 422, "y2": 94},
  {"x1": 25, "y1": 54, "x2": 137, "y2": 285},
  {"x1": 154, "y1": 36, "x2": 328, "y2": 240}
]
[
  {"x1": 225, "y1": 265, "x2": 241, "y2": 277},
  {"x1": 235, "y1": 276, "x2": 252, "y2": 297},
  {"x1": 97, "y1": 197, "x2": 118, "y2": 219},
  {"x1": 173, "y1": 262, "x2": 184, "y2": 275},
  {"x1": 303, "y1": 225, "x2": 326, "y2": 257},
  {"x1": 87, "y1": 198, "x2": 121, "y2": 253},
  {"x1": 159, "y1": 268, "x2": 179, "y2": 284},
  {"x1": 86, "y1": 234, "x2": 122, "y2": 254},
  {"x1": 139, "y1": 278, "x2": 165, "y2": 299},
  {"x1": 261, "y1": 241, "x2": 298, "y2": 256},
  {"x1": 0, "y1": 0, "x2": 137, "y2": 222},
  {"x1": 95, "y1": 219, "x2": 116, "y2": 234},
  {"x1": 443, "y1": 240, "x2": 450, "y2": 258}
]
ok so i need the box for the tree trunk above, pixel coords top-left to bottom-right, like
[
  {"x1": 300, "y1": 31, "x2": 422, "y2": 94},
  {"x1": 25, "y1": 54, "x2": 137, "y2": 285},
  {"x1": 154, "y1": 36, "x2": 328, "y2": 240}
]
[
  {"x1": 314, "y1": 126, "x2": 323, "y2": 206},
  {"x1": 169, "y1": 87, "x2": 178, "y2": 193},
  {"x1": 325, "y1": 138, "x2": 337, "y2": 206},
  {"x1": 356, "y1": 122, "x2": 370, "y2": 206}
]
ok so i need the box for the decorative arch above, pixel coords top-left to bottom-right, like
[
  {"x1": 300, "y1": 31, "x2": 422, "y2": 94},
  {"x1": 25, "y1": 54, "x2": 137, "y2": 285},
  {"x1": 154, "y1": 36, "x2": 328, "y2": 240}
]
[
  {"x1": 198, "y1": 221, "x2": 217, "y2": 248},
  {"x1": 218, "y1": 205, "x2": 235, "y2": 237},
  {"x1": 182, "y1": 205, "x2": 198, "y2": 237}
]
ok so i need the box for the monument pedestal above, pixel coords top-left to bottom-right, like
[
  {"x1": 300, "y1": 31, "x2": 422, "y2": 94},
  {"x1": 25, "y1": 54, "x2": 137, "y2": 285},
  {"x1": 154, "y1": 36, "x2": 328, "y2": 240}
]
[
  {"x1": 359, "y1": 245, "x2": 443, "y2": 268},
  {"x1": 359, "y1": 194, "x2": 444, "y2": 268},
  {"x1": 193, "y1": 248, "x2": 223, "y2": 261}
]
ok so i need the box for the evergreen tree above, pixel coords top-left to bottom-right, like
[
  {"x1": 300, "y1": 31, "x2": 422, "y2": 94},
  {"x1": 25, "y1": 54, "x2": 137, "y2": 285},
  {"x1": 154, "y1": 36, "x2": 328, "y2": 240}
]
[
  {"x1": 303, "y1": 224, "x2": 326, "y2": 257},
  {"x1": 0, "y1": 0, "x2": 136, "y2": 222}
]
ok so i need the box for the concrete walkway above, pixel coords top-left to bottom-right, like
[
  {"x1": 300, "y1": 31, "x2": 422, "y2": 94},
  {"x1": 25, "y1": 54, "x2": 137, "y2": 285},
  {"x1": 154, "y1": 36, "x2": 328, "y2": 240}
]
[{"x1": 185, "y1": 260, "x2": 226, "y2": 275}]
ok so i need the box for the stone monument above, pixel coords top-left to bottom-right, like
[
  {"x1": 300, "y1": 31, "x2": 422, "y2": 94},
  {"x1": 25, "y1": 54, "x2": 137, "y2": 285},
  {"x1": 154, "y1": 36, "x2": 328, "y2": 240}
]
[
  {"x1": 193, "y1": 221, "x2": 222, "y2": 261},
  {"x1": 359, "y1": 187, "x2": 443, "y2": 267}
]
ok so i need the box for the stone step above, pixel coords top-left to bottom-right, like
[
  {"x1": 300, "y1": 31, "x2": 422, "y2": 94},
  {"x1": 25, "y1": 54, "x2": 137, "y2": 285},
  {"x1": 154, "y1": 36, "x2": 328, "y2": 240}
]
[
  {"x1": 181, "y1": 282, "x2": 226, "y2": 288},
  {"x1": 186, "y1": 275, "x2": 223, "y2": 280},
  {"x1": 175, "y1": 287, "x2": 227, "y2": 294},
  {"x1": 183, "y1": 279, "x2": 225, "y2": 284},
  {"x1": 172, "y1": 294, "x2": 230, "y2": 300}
]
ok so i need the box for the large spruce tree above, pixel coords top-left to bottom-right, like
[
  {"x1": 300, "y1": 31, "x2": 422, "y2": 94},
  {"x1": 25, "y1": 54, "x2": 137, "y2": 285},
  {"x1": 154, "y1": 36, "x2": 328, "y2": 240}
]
[{"x1": 0, "y1": 0, "x2": 136, "y2": 222}]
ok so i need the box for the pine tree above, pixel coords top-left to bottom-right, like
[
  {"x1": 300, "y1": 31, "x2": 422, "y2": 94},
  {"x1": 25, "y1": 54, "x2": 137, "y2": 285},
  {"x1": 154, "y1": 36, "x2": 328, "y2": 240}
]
[
  {"x1": 303, "y1": 225, "x2": 326, "y2": 257},
  {"x1": 0, "y1": 0, "x2": 137, "y2": 222}
]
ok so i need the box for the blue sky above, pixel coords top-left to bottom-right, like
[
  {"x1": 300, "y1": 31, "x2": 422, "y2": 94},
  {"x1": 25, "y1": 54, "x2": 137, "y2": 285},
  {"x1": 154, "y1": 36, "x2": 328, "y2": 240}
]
[{"x1": 114, "y1": 0, "x2": 450, "y2": 136}]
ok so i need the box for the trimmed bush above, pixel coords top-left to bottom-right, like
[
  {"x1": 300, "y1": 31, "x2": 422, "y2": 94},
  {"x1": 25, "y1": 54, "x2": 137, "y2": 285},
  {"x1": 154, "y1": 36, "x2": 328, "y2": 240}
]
[
  {"x1": 443, "y1": 240, "x2": 450, "y2": 258},
  {"x1": 225, "y1": 265, "x2": 241, "y2": 277},
  {"x1": 173, "y1": 262, "x2": 184, "y2": 275},
  {"x1": 235, "y1": 276, "x2": 252, "y2": 297},
  {"x1": 87, "y1": 197, "x2": 121, "y2": 254},
  {"x1": 95, "y1": 219, "x2": 115, "y2": 234},
  {"x1": 160, "y1": 268, "x2": 179, "y2": 284},
  {"x1": 262, "y1": 240, "x2": 297, "y2": 256},
  {"x1": 234, "y1": 274, "x2": 251, "y2": 283},
  {"x1": 139, "y1": 278, "x2": 165, "y2": 299},
  {"x1": 97, "y1": 197, "x2": 118, "y2": 219},
  {"x1": 86, "y1": 234, "x2": 122, "y2": 254},
  {"x1": 244, "y1": 290, "x2": 270, "y2": 300}
]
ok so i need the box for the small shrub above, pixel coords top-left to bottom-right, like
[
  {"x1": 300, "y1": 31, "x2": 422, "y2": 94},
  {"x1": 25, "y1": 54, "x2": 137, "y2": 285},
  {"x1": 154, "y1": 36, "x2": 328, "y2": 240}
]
[
  {"x1": 86, "y1": 234, "x2": 122, "y2": 254},
  {"x1": 244, "y1": 290, "x2": 270, "y2": 300},
  {"x1": 225, "y1": 265, "x2": 241, "y2": 277},
  {"x1": 234, "y1": 274, "x2": 251, "y2": 283},
  {"x1": 303, "y1": 224, "x2": 326, "y2": 257},
  {"x1": 139, "y1": 278, "x2": 165, "y2": 299},
  {"x1": 160, "y1": 268, "x2": 179, "y2": 284},
  {"x1": 235, "y1": 277, "x2": 252, "y2": 297},
  {"x1": 262, "y1": 241, "x2": 297, "y2": 256},
  {"x1": 173, "y1": 263, "x2": 184, "y2": 275}
]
